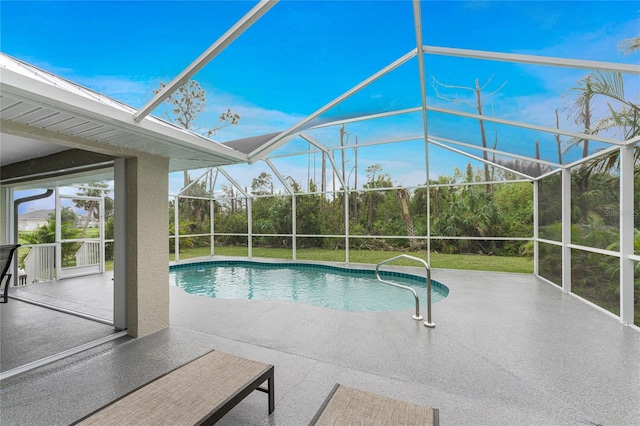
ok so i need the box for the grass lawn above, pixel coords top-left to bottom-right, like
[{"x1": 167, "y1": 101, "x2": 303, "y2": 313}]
[
  {"x1": 170, "y1": 246, "x2": 533, "y2": 274},
  {"x1": 35, "y1": 244, "x2": 533, "y2": 274},
  {"x1": 19, "y1": 228, "x2": 100, "y2": 241}
]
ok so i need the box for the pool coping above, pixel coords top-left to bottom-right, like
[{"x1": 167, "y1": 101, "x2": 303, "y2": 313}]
[{"x1": 169, "y1": 256, "x2": 449, "y2": 296}]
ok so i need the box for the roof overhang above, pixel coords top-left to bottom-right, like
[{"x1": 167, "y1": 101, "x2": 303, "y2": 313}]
[{"x1": 0, "y1": 53, "x2": 249, "y2": 182}]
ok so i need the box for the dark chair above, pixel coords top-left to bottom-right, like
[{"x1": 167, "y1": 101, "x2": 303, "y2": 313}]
[{"x1": 0, "y1": 244, "x2": 21, "y2": 303}]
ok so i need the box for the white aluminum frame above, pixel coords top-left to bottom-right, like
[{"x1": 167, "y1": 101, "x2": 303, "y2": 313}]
[
  {"x1": 134, "y1": 0, "x2": 278, "y2": 122},
  {"x1": 156, "y1": 1, "x2": 638, "y2": 327},
  {"x1": 619, "y1": 144, "x2": 635, "y2": 325}
]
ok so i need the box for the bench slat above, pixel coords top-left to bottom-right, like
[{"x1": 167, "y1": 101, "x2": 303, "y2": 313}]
[
  {"x1": 75, "y1": 351, "x2": 274, "y2": 425},
  {"x1": 310, "y1": 384, "x2": 438, "y2": 426}
]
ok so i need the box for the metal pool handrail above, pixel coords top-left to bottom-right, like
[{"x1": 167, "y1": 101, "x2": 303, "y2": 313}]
[{"x1": 375, "y1": 254, "x2": 435, "y2": 328}]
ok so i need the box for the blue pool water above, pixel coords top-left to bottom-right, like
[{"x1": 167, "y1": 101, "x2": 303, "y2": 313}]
[{"x1": 169, "y1": 261, "x2": 448, "y2": 312}]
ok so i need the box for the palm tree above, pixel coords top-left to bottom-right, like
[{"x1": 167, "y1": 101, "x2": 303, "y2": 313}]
[
  {"x1": 23, "y1": 208, "x2": 81, "y2": 265},
  {"x1": 431, "y1": 185, "x2": 502, "y2": 254},
  {"x1": 567, "y1": 71, "x2": 639, "y2": 175},
  {"x1": 566, "y1": 33, "x2": 640, "y2": 175},
  {"x1": 567, "y1": 75, "x2": 593, "y2": 158}
]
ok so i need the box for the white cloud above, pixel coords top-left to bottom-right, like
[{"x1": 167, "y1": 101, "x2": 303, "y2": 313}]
[
  {"x1": 74, "y1": 75, "x2": 161, "y2": 109},
  {"x1": 517, "y1": 17, "x2": 639, "y2": 64}
]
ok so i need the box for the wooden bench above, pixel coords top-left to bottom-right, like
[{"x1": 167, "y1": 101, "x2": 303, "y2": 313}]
[
  {"x1": 310, "y1": 384, "x2": 439, "y2": 426},
  {"x1": 73, "y1": 351, "x2": 274, "y2": 425}
]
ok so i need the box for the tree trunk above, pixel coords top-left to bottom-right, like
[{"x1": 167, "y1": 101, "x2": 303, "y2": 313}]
[
  {"x1": 396, "y1": 189, "x2": 417, "y2": 249},
  {"x1": 432, "y1": 187, "x2": 438, "y2": 218},
  {"x1": 475, "y1": 79, "x2": 491, "y2": 192},
  {"x1": 535, "y1": 140, "x2": 542, "y2": 176},
  {"x1": 183, "y1": 171, "x2": 190, "y2": 221},
  {"x1": 555, "y1": 109, "x2": 563, "y2": 165},
  {"x1": 82, "y1": 201, "x2": 95, "y2": 236},
  {"x1": 367, "y1": 194, "x2": 374, "y2": 231},
  {"x1": 332, "y1": 151, "x2": 336, "y2": 193},
  {"x1": 231, "y1": 187, "x2": 235, "y2": 214},
  {"x1": 354, "y1": 136, "x2": 358, "y2": 219}
]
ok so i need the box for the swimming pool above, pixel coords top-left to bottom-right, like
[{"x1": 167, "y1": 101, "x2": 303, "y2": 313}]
[{"x1": 169, "y1": 260, "x2": 448, "y2": 312}]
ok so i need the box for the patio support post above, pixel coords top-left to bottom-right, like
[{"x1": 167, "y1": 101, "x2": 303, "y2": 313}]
[
  {"x1": 344, "y1": 187, "x2": 349, "y2": 265},
  {"x1": 99, "y1": 190, "x2": 105, "y2": 273},
  {"x1": 248, "y1": 197, "x2": 253, "y2": 259},
  {"x1": 125, "y1": 154, "x2": 170, "y2": 337},
  {"x1": 561, "y1": 167, "x2": 571, "y2": 293},
  {"x1": 619, "y1": 144, "x2": 634, "y2": 325},
  {"x1": 214, "y1": 198, "x2": 219, "y2": 256},
  {"x1": 113, "y1": 158, "x2": 127, "y2": 330},
  {"x1": 292, "y1": 195, "x2": 297, "y2": 260},
  {"x1": 210, "y1": 170, "x2": 215, "y2": 257},
  {"x1": 412, "y1": 0, "x2": 431, "y2": 265},
  {"x1": 174, "y1": 195, "x2": 179, "y2": 262},
  {"x1": 533, "y1": 180, "x2": 539, "y2": 276},
  {"x1": 55, "y1": 187, "x2": 62, "y2": 280}
]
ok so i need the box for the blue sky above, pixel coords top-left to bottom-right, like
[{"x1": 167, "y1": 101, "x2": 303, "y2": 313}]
[{"x1": 2, "y1": 0, "x2": 639, "y2": 200}]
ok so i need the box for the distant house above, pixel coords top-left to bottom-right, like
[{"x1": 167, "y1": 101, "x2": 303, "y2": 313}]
[
  {"x1": 18, "y1": 209, "x2": 54, "y2": 231},
  {"x1": 76, "y1": 214, "x2": 99, "y2": 229}
]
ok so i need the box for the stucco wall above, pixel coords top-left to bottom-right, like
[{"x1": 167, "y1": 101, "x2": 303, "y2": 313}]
[{"x1": 126, "y1": 153, "x2": 170, "y2": 337}]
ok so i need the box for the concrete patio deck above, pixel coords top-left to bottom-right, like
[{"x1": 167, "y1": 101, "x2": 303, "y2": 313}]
[{"x1": 1, "y1": 262, "x2": 639, "y2": 425}]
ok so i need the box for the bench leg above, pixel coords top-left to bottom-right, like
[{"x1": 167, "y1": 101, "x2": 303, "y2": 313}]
[
  {"x1": 255, "y1": 366, "x2": 275, "y2": 416},
  {"x1": 268, "y1": 370, "x2": 275, "y2": 414}
]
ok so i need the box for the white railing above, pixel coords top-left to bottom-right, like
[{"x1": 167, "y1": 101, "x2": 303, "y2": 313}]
[
  {"x1": 23, "y1": 244, "x2": 56, "y2": 283},
  {"x1": 75, "y1": 241, "x2": 100, "y2": 266}
]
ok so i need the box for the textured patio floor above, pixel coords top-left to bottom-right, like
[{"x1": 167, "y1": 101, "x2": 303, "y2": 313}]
[{"x1": 1, "y1": 261, "x2": 639, "y2": 425}]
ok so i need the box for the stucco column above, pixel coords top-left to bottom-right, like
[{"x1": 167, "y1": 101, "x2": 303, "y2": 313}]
[
  {"x1": 126, "y1": 153, "x2": 170, "y2": 337},
  {"x1": 0, "y1": 188, "x2": 10, "y2": 243}
]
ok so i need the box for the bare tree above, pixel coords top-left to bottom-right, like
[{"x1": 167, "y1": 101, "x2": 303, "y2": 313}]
[
  {"x1": 554, "y1": 109, "x2": 563, "y2": 165},
  {"x1": 535, "y1": 140, "x2": 542, "y2": 176},
  {"x1": 353, "y1": 135, "x2": 358, "y2": 219},
  {"x1": 396, "y1": 188, "x2": 420, "y2": 250},
  {"x1": 431, "y1": 76, "x2": 507, "y2": 191},
  {"x1": 154, "y1": 80, "x2": 240, "y2": 136},
  {"x1": 154, "y1": 79, "x2": 240, "y2": 190},
  {"x1": 340, "y1": 124, "x2": 348, "y2": 188}
]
